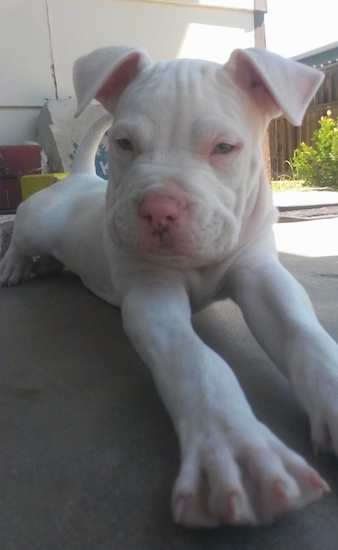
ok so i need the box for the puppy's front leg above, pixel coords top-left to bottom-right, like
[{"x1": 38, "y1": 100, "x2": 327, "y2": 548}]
[
  {"x1": 228, "y1": 252, "x2": 338, "y2": 457},
  {"x1": 122, "y1": 281, "x2": 328, "y2": 529}
]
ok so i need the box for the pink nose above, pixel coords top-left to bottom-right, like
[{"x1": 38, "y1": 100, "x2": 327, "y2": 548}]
[{"x1": 139, "y1": 197, "x2": 180, "y2": 230}]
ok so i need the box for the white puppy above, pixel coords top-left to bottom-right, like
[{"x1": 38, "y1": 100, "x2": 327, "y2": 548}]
[{"x1": 1, "y1": 46, "x2": 337, "y2": 528}]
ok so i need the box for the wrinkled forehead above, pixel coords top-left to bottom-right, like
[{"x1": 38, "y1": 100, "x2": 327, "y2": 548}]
[{"x1": 115, "y1": 58, "x2": 245, "y2": 122}]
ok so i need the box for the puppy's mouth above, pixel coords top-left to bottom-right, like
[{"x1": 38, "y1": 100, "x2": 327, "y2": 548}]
[
  {"x1": 147, "y1": 226, "x2": 180, "y2": 251},
  {"x1": 135, "y1": 230, "x2": 197, "y2": 267},
  {"x1": 134, "y1": 227, "x2": 236, "y2": 268}
]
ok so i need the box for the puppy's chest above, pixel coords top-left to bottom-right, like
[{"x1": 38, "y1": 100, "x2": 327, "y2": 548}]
[{"x1": 185, "y1": 266, "x2": 230, "y2": 313}]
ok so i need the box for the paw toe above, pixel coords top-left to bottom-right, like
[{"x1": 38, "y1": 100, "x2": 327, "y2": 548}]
[
  {"x1": 171, "y1": 433, "x2": 329, "y2": 529},
  {"x1": 0, "y1": 254, "x2": 33, "y2": 286}
]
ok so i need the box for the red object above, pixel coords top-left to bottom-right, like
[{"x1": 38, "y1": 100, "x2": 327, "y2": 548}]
[{"x1": 0, "y1": 145, "x2": 42, "y2": 213}]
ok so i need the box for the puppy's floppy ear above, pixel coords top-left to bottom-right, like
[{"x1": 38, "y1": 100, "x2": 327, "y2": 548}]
[
  {"x1": 73, "y1": 46, "x2": 153, "y2": 117},
  {"x1": 226, "y1": 48, "x2": 324, "y2": 126}
]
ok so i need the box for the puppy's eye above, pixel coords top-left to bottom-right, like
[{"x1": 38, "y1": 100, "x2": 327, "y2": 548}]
[
  {"x1": 213, "y1": 143, "x2": 233, "y2": 155},
  {"x1": 116, "y1": 138, "x2": 133, "y2": 151}
]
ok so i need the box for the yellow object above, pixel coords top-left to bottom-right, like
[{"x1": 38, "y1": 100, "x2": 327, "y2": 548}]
[{"x1": 21, "y1": 173, "x2": 69, "y2": 201}]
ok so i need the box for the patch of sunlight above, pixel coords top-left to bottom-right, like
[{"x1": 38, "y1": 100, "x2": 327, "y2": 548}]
[
  {"x1": 273, "y1": 218, "x2": 338, "y2": 258},
  {"x1": 177, "y1": 22, "x2": 252, "y2": 63}
]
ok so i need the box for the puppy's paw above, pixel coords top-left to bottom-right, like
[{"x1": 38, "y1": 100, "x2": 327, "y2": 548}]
[
  {"x1": 289, "y1": 338, "x2": 338, "y2": 457},
  {"x1": 172, "y1": 424, "x2": 329, "y2": 528},
  {"x1": 0, "y1": 251, "x2": 33, "y2": 286}
]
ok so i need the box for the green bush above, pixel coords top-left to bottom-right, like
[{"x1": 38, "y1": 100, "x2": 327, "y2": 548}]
[{"x1": 290, "y1": 114, "x2": 338, "y2": 188}]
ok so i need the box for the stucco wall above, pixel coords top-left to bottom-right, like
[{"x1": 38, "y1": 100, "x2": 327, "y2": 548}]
[{"x1": 0, "y1": 0, "x2": 258, "y2": 144}]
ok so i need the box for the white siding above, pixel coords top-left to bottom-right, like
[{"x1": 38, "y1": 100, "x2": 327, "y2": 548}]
[{"x1": 0, "y1": 0, "x2": 256, "y2": 144}]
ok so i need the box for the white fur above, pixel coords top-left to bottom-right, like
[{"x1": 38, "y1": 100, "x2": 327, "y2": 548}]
[{"x1": 1, "y1": 46, "x2": 337, "y2": 528}]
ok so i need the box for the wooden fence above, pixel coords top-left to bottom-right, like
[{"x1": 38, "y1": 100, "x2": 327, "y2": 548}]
[{"x1": 269, "y1": 61, "x2": 338, "y2": 179}]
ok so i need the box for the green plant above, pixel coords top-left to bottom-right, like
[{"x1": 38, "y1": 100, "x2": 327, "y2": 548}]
[
  {"x1": 270, "y1": 180, "x2": 308, "y2": 192},
  {"x1": 290, "y1": 114, "x2": 338, "y2": 189},
  {"x1": 284, "y1": 159, "x2": 299, "y2": 181}
]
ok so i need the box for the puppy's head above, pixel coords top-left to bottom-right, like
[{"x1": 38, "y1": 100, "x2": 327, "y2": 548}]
[{"x1": 73, "y1": 47, "x2": 323, "y2": 267}]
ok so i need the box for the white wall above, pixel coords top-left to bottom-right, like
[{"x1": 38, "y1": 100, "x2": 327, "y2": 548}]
[{"x1": 0, "y1": 0, "x2": 257, "y2": 144}]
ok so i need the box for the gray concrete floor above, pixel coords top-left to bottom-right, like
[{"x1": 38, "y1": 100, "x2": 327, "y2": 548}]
[{"x1": 1, "y1": 221, "x2": 338, "y2": 550}]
